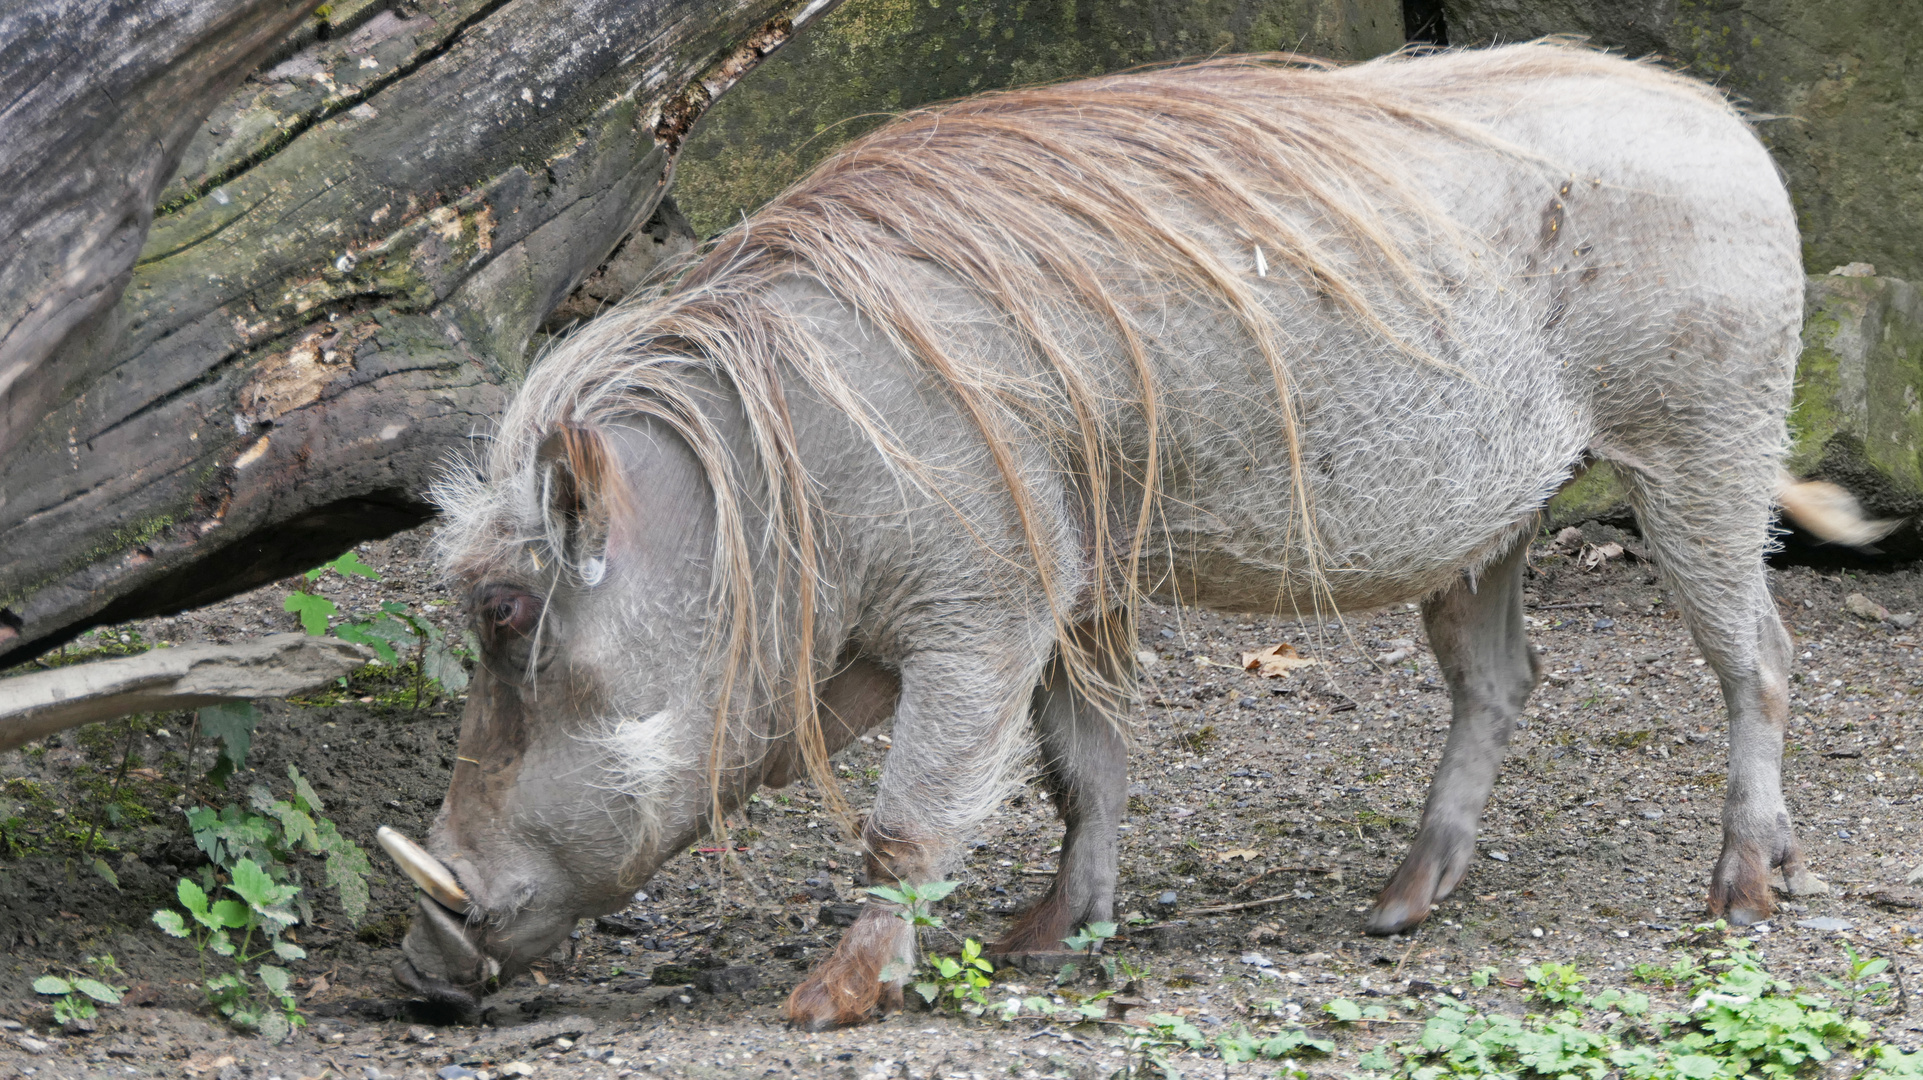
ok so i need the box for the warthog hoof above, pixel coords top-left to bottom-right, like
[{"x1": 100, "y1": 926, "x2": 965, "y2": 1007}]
[
  {"x1": 1367, "y1": 826, "x2": 1476, "y2": 936},
  {"x1": 786, "y1": 907, "x2": 913, "y2": 1030},
  {"x1": 1710, "y1": 822, "x2": 1816, "y2": 926}
]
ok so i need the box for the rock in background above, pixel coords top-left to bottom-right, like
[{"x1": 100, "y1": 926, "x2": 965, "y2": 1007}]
[
  {"x1": 1439, "y1": 0, "x2": 1923, "y2": 285},
  {"x1": 670, "y1": 0, "x2": 1405, "y2": 237}
]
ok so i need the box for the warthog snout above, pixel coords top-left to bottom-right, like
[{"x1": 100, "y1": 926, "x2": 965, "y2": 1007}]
[{"x1": 381, "y1": 825, "x2": 584, "y2": 1018}]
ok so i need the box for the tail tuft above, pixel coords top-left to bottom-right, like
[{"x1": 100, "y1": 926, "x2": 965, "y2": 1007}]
[{"x1": 1777, "y1": 471, "x2": 1902, "y2": 547}]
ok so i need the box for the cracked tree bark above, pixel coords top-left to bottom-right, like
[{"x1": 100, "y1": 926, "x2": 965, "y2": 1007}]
[{"x1": 0, "y1": 0, "x2": 835, "y2": 667}]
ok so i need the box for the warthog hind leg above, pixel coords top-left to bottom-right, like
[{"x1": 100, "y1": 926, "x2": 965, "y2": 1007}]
[
  {"x1": 989, "y1": 630, "x2": 1131, "y2": 960},
  {"x1": 1620, "y1": 459, "x2": 1817, "y2": 925},
  {"x1": 1368, "y1": 533, "x2": 1539, "y2": 935}
]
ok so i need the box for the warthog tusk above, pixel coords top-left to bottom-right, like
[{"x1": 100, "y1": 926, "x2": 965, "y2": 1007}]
[{"x1": 376, "y1": 825, "x2": 470, "y2": 913}]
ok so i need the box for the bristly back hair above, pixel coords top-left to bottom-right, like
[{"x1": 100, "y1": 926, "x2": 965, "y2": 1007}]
[{"x1": 433, "y1": 40, "x2": 1739, "y2": 833}]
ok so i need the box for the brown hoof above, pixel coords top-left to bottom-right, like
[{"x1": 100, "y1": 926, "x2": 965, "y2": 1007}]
[
  {"x1": 1368, "y1": 828, "x2": 1473, "y2": 935},
  {"x1": 785, "y1": 908, "x2": 911, "y2": 1030},
  {"x1": 1709, "y1": 844, "x2": 1775, "y2": 926}
]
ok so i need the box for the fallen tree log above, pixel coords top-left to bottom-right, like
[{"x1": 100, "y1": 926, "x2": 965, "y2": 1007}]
[
  {"x1": 0, "y1": 0, "x2": 327, "y2": 465},
  {"x1": 0, "y1": 0, "x2": 835, "y2": 668},
  {"x1": 0, "y1": 634, "x2": 370, "y2": 754}
]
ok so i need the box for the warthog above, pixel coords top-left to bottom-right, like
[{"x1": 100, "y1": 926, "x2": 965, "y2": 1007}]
[{"x1": 381, "y1": 42, "x2": 1889, "y2": 1029}]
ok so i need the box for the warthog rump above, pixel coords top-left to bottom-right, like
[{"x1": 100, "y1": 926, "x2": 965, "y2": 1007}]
[{"x1": 387, "y1": 42, "x2": 1893, "y2": 1028}]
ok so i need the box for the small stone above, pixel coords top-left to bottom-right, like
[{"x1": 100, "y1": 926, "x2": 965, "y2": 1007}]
[
  {"x1": 362, "y1": 1068, "x2": 386, "y2": 1080},
  {"x1": 499, "y1": 1064, "x2": 536, "y2": 1077},
  {"x1": 1134, "y1": 649, "x2": 1160, "y2": 668},
  {"x1": 1641, "y1": 810, "x2": 1663, "y2": 820},
  {"x1": 0, "y1": 1020, "x2": 19, "y2": 1031},
  {"x1": 407, "y1": 1025, "x2": 438, "y2": 1044},
  {"x1": 1154, "y1": 890, "x2": 1179, "y2": 910},
  {"x1": 15, "y1": 1036, "x2": 52, "y2": 1054},
  {"x1": 1828, "y1": 262, "x2": 1877, "y2": 277},
  {"x1": 1891, "y1": 612, "x2": 1918, "y2": 630},
  {"x1": 437, "y1": 1068, "x2": 478, "y2": 1080},
  {"x1": 1238, "y1": 952, "x2": 1273, "y2": 968},
  {"x1": 1844, "y1": 593, "x2": 1890, "y2": 621},
  {"x1": 819, "y1": 903, "x2": 863, "y2": 927},
  {"x1": 1593, "y1": 618, "x2": 1615, "y2": 631},
  {"x1": 691, "y1": 966, "x2": 761, "y2": 995},
  {"x1": 1486, "y1": 851, "x2": 1509, "y2": 862},
  {"x1": 1906, "y1": 862, "x2": 1923, "y2": 885},
  {"x1": 1794, "y1": 916, "x2": 1854, "y2": 932}
]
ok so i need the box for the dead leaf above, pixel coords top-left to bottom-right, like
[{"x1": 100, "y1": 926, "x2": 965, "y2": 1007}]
[
  {"x1": 1240, "y1": 643, "x2": 1318, "y2": 678},
  {"x1": 532, "y1": 968, "x2": 549, "y2": 986},
  {"x1": 304, "y1": 974, "x2": 330, "y2": 1000},
  {"x1": 1579, "y1": 542, "x2": 1623, "y2": 571},
  {"x1": 1216, "y1": 848, "x2": 1261, "y2": 863}
]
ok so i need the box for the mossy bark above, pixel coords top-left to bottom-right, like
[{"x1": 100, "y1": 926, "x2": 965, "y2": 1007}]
[
  {"x1": 1441, "y1": 0, "x2": 1923, "y2": 283},
  {"x1": 672, "y1": 0, "x2": 1405, "y2": 237},
  {"x1": 0, "y1": 0, "x2": 836, "y2": 666}
]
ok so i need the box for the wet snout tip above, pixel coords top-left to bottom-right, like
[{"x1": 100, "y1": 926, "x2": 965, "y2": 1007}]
[{"x1": 376, "y1": 825, "x2": 472, "y2": 914}]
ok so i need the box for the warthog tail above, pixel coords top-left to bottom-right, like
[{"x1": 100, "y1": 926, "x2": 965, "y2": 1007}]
[{"x1": 1777, "y1": 471, "x2": 1901, "y2": 546}]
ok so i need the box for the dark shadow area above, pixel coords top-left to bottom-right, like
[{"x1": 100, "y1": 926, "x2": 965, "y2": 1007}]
[
  {"x1": 1403, "y1": 0, "x2": 1448, "y2": 45},
  {"x1": 0, "y1": 492, "x2": 434, "y2": 669}
]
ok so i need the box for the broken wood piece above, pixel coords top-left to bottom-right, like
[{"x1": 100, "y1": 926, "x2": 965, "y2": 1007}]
[{"x1": 0, "y1": 634, "x2": 370, "y2": 753}]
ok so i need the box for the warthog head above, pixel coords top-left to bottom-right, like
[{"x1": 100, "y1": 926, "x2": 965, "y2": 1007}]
[{"x1": 386, "y1": 403, "x2": 895, "y2": 1014}]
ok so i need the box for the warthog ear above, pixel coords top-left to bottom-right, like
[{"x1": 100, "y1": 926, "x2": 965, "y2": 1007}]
[{"x1": 534, "y1": 423, "x2": 626, "y2": 585}]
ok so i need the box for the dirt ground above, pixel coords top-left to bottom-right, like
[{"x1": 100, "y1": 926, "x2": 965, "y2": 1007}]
[{"x1": 2, "y1": 522, "x2": 1921, "y2": 1079}]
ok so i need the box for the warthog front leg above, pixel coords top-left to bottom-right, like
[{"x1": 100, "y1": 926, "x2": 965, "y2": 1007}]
[
  {"x1": 1368, "y1": 534, "x2": 1539, "y2": 935},
  {"x1": 989, "y1": 629, "x2": 1130, "y2": 961},
  {"x1": 787, "y1": 630, "x2": 1051, "y2": 1029}
]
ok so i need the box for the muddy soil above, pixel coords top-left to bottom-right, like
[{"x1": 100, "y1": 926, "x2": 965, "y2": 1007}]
[{"x1": 2, "y1": 524, "x2": 1922, "y2": 1079}]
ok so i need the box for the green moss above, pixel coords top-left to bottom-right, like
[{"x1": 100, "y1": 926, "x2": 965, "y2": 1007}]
[
  {"x1": 1788, "y1": 311, "x2": 1846, "y2": 475},
  {"x1": 1547, "y1": 461, "x2": 1628, "y2": 526},
  {"x1": 674, "y1": 0, "x2": 1402, "y2": 238}
]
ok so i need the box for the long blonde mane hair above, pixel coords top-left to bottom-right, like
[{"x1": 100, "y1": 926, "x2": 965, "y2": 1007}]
[{"x1": 438, "y1": 42, "x2": 1732, "y2": 830}]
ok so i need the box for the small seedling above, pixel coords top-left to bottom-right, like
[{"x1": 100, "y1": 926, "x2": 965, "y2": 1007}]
[
  {"x1": 153, "y1": 857, "x2": 306, "y2": 1038},
  {"x1": 285, "y1": 552, "x2": 469, "y2": 710},
  {"x1": 867, "y1": 878, "x2": 958, "y2": 931},
  {"x1": 913, "y1": 938, "x2": 994, "y2": 1009},
  {"x1": 32, "y1": 955, "x2": 125, "y2": 1025},
  {"x1": 1820, "y1": 942, "x2": 1896, "y2": 1016}
]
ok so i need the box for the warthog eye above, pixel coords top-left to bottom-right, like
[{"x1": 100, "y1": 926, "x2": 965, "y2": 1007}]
[{"x1": 482, "y1": 588, "x2": 540, "y2": 638}]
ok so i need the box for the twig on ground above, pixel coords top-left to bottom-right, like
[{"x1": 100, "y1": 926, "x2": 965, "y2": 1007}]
[{"x1": 1232, "y1": 865, "x2": 1335, "y2": 893}]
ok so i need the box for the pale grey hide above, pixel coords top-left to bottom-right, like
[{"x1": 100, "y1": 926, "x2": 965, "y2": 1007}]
[{"x1": 392, "y1": 45, "x2": 1823, "y2": 1030}]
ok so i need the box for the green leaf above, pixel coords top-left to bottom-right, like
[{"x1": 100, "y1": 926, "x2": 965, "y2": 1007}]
[
  {"x1": 283, "y1": 591, "x2": 337, "y2": 635},
  {"x1": 317, "y1": 551, "x2": 382, "y2": 581},
  {"x1": 209, "y1": 929, "x2": 236, "y2": 957},
  {"x1": 91, "y1": 856, "x2": 120, "y2": 890},
  {"x1": 865, "y1": 885, "x2": 910, "y2": 905},
  {"x1": 152, "y1": 909, "x2": 189, "y2": 938},
  {"x1": 210, "y1": 900, "x2": 251, "y2": 929},
  {"x1": 1323, "y1": 998, "x2": 1362, "y2": 1022},
  {"x1": 178, "y1": 879, "x2": 211, "y2": 920},
  {"x1": 424, "y1": 641, "x2": 469, "y2": 694},
  {"x1": 33, "y1": 976, "x2": 72, "y2": 996},
  {"x1": 914, "y1": 880, "x2": 959, "y2": 902},
  {"x1": 257, "y1": 964, "x2": 292, "y2": 995},
  {"x1": 198, "y1": 702, "x2": 259, "y2": 775},
  {"x1": 228, "y1": 858, "x2": 275, "y2": 907},
  {"x1": 913, "y1": 981, "x2": 939, "y2": 1004},
  {"x1": 287, "y1": 765, "x2": 325, "y2": 814},
  {"x1": 333, "y1": 622, "x2": 397, "y2": 664},
  {"x1": 73, "y1": 978, "x2": 121, "y2": 1004},
  {"x1": 272, "y1": 940, "x2": 307, "y2": 962}
]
